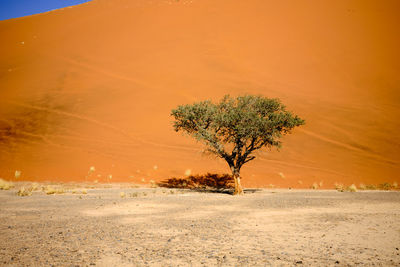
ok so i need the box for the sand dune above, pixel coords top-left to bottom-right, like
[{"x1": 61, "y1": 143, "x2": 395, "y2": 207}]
[{"x1": 0, "y1": 0, "x2": 399, "y2": 187}]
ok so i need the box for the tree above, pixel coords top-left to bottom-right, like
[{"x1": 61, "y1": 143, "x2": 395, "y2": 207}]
[{"x1": 171, "y1": 95, "x2": 305, "y2": 195}]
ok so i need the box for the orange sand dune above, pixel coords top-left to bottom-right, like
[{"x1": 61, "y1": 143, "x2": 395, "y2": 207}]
[{"x1": 1, "y1": 0, "x2": 399, "y2": 188}]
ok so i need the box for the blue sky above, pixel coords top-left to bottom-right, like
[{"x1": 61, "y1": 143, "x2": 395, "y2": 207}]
[{"x1": 0, "y1": 0, "x2": 91, "y2": 21}]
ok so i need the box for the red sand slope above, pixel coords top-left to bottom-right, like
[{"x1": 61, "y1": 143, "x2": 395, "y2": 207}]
[{"x1": 1, "y1": 0, "x2": 399, "y2": 188}]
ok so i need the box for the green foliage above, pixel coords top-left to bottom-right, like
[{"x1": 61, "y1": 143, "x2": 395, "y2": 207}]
[{"x1": 171, "y1": 95, "x2": 305, "y2": 172}]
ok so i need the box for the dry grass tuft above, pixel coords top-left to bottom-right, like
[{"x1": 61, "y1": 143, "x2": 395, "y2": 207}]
[
  {"x1": 17, "y1": 183, "x2": 41, "y2": 196},
  {"x1": 358, "y1": 183, "x2": 398, "y2": 191},
  {"x1": 335, "y1": 183, "x2": 357, "y2": 192},
  {"x1": 43, "y1": 185, "x2": 65, "y2": 195},
  {"x1": 377, "y1": 182, "x2": 395, "y2": 190},
  {"x1": 0, "y1": 178, "x2": 14, "y2": 190},
  {"x1": 14, "y1": 170, "x2": 21, "y2": 179},
  {"x1": 334, "y1": 183, "x2": 344, "y2": 192},
  {"x1": 365, "y1": 184, "x2": 377, "y2": 190},
  {"x1": 30, "y1": 183, "x2": 40, "y2": 191},
  {"x1": 149, "y1": 180, "x2": 157, "y2": 188},
  {"x1": 311, "y1": 183, "x2": 319, "y2": 190},
  {"x1": 17, "y1": 187, "x2": 32, "y2": 196},
  {"x1": 347, "y1": 184, "x2": 357, "y2": 192},
  {"x1": 88, "y1": 166, "x2": 95, "y2": 174}
]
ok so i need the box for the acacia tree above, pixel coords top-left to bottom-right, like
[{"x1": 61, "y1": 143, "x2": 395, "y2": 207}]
[{"x1": 171, "y1": 95, "x2": 305, "y2": 195}]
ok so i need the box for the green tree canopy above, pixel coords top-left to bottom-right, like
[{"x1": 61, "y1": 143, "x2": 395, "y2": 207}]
[{"x1": 171, "y1": 95, "x2": 305, "y2": 195}]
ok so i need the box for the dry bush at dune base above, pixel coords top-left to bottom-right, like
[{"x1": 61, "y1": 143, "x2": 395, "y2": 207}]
[
  {"x1": 347, "y1": 184, "x2": 357, "y2": 192},
  {"x1": 335, "y1": 182, "x2": 399, "y2": 192},
  {"x1": 359, "y1": 183, "x2": 367, "y2": 190},
  {"x1": 365, "y1": 184, "x2": 378, "y2": 190},
  {"x1": 43, "y1": 186, "x2": 65, "y2": 195},
  {"x1": 149, "y1": 180, "x2": 157, "y2": 188},
  {"x1": 30, "y1": 183, "x2": 40, "y2": 191},
  {"x1": 16, "y1": 183, "x2": 42, "y2": 196},
  {"x1": 378, "y1": 182, "x2": 396, "y2": 191},
  {"x1": 0, "y1": 178, "x2": 14, "y2": 190},
  {"x1": 311, "y1": 183, "x2": 319, "y2": 190},
  {"x1": 334, "y1": 184, "x2": 357, "y2": 192},
  {"x1": 334, "y1": 183, "x2": 345, "y2": 191},
  {"x1": 17, "y1": 187, "x2": 32, "y2": 196}
]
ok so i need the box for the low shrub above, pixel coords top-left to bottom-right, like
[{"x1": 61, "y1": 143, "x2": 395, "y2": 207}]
[
  {"x1": 311, "y1": 183, "x2": 319, "y2": 190},
  {"x1": 17, "y1": 187, "x2": 32, "y2": 196},
  {"x1": 365, "y1": 184, "x2": 377, "y2": 190},
  {"x1": 378, "y1": 182, "x2": 394, "y2": 191},
  {"x1": 0, "y1": 178, "x2": 14, "y2": 190},
  {"x1": 334, "y1": 183, "x2": 344, "y2": 192},
  {"x1": 149, "y1": 180, "x2": 157, "y2": 188},
  {"x1": 43, "y1": 186, "x2": 65, "y2": 195},
  {"x1": 347, "y1": 184, "x2": 357, "y2": 192}
]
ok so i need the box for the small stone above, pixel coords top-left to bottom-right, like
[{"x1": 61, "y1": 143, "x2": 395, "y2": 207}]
[
  {"x1": 335, "y1": 260, "x2": 340, "y2": 264},
  {"x1": 296, "y1": 260, "x2": 303, "y2": 264}
]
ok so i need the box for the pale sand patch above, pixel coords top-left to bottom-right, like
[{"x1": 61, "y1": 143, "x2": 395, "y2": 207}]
[{"x1": 83, "y1": 203, "x2": 178, "y2": 217}]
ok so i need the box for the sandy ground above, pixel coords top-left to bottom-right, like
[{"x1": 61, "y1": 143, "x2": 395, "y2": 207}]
[{"x1": 1, "y1": 186, "x2": 399, "y2": 266}]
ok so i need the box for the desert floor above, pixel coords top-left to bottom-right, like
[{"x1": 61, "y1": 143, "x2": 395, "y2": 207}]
[{"x1": 1, "y1": 186, "x2": 399, "y2": 266}]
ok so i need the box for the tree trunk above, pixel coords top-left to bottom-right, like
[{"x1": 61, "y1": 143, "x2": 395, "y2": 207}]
[{"x1": 232, "y1": 167, "x2": 244, "y2": 195}]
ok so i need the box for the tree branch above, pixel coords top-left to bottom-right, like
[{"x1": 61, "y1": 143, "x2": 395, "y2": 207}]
[{"x1": 244, "y1": 156, "x2": 256, "y2": 164}]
